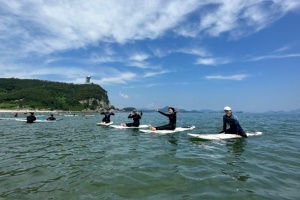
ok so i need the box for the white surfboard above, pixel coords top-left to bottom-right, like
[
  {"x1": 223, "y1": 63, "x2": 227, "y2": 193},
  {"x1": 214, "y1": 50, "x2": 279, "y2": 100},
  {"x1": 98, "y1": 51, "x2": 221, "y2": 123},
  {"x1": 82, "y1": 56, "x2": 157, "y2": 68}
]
[
  {"x1": 187, "y1": 132, "x2": 263, "y2": 140},
  {"x1": 110, "y1": 124, "x2": 149, "y2": 129},
  {"x1": 15, "y1": 119, "x2": 57, "y2": 123},
  {"x1": 0, "y1": 117, "x2": 25, "y2": 120},
  {"x1": 97, "y1": 122, "x2": 113, "y2": 126},
  {"x1": 140, "y1": 126, "x2": 196, "y2": 134}
]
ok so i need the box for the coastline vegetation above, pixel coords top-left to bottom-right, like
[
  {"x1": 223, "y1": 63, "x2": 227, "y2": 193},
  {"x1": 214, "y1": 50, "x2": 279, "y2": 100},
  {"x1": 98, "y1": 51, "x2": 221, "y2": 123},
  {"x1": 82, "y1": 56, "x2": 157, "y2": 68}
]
[{"x1": 0, "y1": 78, "x2": 111, "y2": 111}]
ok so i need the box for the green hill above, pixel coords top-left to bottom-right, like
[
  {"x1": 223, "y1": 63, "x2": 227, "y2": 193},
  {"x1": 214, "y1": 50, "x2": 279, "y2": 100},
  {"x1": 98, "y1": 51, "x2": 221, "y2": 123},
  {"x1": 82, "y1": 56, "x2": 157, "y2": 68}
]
[{"x1": 0, "y1": 78, "x2": 111, "y2": 111}]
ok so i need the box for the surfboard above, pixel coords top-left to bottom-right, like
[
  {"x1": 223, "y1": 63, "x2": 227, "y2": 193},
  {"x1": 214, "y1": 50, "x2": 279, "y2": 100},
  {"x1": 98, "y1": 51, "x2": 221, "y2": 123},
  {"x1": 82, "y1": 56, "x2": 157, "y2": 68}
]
[
  {"x1": 97, "y1": 121, "x2": 113, "y2": 126},
  {"x1": 187, "y1": 132, "x2": 263, "y2": 140},
  {"x1": 110, "y1": 124, "x2": 149, "y2": 129},
  {"x1": 15, "y1": 119, "x2": 57, "y2": 123},
  {"x1": 140, "y1": 126, "x2": 196, "y2": 134},
  {"x1": 0, "y1": 117, "x2": 25, "y2": 120}
]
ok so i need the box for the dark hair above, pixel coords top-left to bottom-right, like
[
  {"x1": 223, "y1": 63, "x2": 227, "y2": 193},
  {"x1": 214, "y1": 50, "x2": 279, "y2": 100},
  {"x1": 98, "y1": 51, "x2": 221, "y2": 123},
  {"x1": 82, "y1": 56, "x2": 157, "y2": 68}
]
[{"x1": 168, "y1": 107, "x2": 175, "y2": 112}]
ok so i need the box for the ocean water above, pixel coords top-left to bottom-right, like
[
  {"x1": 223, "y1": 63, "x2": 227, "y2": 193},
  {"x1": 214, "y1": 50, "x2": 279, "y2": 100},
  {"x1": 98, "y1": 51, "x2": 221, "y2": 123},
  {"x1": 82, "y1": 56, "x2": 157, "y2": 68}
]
[{"x1": 0, "y1": 112, "x2": 299, "y2": 200}]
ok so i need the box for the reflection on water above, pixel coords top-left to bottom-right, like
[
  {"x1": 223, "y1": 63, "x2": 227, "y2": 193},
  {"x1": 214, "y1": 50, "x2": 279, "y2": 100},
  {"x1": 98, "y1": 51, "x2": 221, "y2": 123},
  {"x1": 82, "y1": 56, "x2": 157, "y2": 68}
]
[{"x1": 222, "y1": 139, "x2": 251, "y2": 182}]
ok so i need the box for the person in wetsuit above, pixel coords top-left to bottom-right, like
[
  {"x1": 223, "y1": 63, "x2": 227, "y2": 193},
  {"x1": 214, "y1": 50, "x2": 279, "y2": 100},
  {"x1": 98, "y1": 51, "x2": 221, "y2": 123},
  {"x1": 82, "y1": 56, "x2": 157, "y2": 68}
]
[
  {"x1": 120, "y1": 109, "x2": 142, "y2": 127},
  {"x1": 220, "y1": 106, "x2": 247, "y2": 138},
  {"x1": 149, "y1": 107, "x2": 178, "y2": 131},
  {"x1": 47, "y1": 114, "x2": 56, "y2": 121},
  {"x1": 27, "y1": 112, "x2": 36, "y2": 123},
  {"x1": 100, "y1": 109, "x2": 115, "y2": 123}
]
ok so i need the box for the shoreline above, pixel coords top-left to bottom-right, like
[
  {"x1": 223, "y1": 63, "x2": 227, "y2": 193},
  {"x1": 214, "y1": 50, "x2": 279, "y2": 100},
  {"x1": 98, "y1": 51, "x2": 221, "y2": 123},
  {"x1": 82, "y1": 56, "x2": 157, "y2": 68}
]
[
  {"x1": 0, "y1": 109, "x2": 99, "y2": 113},
  {"x1": 0, "y1": 109, "x2": 56, "y2": 113}
]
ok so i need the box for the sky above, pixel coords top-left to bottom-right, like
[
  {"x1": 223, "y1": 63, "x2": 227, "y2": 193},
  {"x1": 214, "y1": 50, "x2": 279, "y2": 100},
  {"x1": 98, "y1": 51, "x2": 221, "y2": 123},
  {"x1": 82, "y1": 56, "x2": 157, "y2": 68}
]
[{"x1": 1, "y1": 0, "x2": 300, "y2": 112}]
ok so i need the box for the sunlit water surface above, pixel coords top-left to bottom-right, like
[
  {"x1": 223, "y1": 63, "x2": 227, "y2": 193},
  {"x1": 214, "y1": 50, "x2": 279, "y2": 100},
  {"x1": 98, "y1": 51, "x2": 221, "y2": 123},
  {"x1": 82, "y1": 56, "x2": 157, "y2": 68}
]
[{"x1": 0, "y1": 112, "x2": 299, "y2": 199}]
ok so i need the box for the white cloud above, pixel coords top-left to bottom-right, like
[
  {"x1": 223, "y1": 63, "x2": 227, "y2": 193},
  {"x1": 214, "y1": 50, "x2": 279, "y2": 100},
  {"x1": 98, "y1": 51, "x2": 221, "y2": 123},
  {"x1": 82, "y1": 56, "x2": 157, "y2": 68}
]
[
  {"x1": 197, "y1": 0, "x2": 300, "y2": 38},
  {"x1": 196, "y1": 57, "x2": 230, "y2": 66},
  {"x1": 129, "y1": 53, "x2": 150, "y2": 61},
  {"x1": 97, "y1": 72, "x2": 136, "y2": 85},
  {"x1": 1, "y1": 0, "x2": 299, "y2": 59},
  {"x1": 119, "y1": 92, "x2": 129, "y2": 99},
  {"x1": 143, "y1": 70, "x2": 171, "y2": 77},
  {"x1": 248, "y1": 53, "x2": 300, "y2": 61},
  {"x1": 205, "y1": 74, "x2": 248, "y2": 80}
]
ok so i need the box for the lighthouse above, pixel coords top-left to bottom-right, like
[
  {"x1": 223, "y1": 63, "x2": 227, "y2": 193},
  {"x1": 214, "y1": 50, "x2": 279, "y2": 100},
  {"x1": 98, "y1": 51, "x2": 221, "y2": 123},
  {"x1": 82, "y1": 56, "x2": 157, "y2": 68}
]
[{"x1": 85, "y1": 76, "x2": 91, "y2": 84}]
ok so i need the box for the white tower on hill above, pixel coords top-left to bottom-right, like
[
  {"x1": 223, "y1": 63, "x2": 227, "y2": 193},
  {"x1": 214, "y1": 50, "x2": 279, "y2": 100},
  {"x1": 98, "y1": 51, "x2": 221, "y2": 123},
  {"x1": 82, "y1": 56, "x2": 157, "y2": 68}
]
[{"x1": 85, "y1": 76, "x2": 91, "y2": 84}]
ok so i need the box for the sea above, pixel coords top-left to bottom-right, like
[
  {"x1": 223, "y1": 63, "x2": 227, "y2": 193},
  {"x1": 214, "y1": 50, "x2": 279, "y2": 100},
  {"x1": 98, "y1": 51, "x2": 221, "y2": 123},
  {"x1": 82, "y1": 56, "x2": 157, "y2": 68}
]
[{"x1": 0, "y1": 112, "x2": 299, "y2": 200}]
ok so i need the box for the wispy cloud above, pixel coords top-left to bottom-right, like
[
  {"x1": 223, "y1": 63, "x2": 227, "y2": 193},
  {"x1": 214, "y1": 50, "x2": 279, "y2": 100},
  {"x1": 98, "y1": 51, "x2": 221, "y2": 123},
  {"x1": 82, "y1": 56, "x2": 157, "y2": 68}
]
[
  {"x1": 248, "y1": 53, "x2": 300, "y2": 61},
  {"x1": 129, "y1": 53, "x2": 150, "y2": 61},
  {"x1": 196, "y1": 57, "x2": 230, "y2": 66},
  {"x1": 196, "y1": 0, "x2": 300, "y2": 39},
  {"x1": 143, "y1": 70, "x2": 171, "y2": 77},
  {"x1": 2, "y1": 0, "x2": 298, "y2": 59},
  {"x1": 205, "y1": 74, "x2": 248, "y2": 80},
  {"x1": 97, "y1": 72, "x2": 136, "y2": 85}
]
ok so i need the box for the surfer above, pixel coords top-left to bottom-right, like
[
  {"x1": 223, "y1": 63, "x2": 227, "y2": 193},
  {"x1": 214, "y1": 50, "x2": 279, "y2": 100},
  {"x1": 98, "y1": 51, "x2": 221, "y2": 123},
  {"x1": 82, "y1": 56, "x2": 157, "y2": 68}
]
[
  {"x1": 100, "y1": 109, "x2": 115, "y2": 123},
  {"x1": 47, "y1": 114, "x2": 56, "y2": 121},
  {"x1": 220, "y1": 106, "x2": 247, "y2": 138},
  {"x1": 120, "y1": 109, "x2": 142, "y2": 127},
  {"x1": 149, "y1": 107, "x2": 178, "y2": 131},
  {"x1": 26, "y1": 112, "x2": 36, "y2": 123}
]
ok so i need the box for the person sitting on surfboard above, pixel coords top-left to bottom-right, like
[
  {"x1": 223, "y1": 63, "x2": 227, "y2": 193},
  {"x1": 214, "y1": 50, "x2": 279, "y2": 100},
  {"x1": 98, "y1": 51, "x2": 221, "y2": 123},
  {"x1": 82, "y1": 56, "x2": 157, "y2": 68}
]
[
  {"x1": 120, "y1": 109, "x2": 142, "y2": 127},
  {"x1": 220, "y1": 106, "x2": 247, "y2": 138},
  {"x1": 149, "y1": 107, "x2": 178, "y2": 131},
  {"x1": 26, "y1": 112, "x2": 36, "y2": 123},
  {"x1": 101, "y1": 109, "x2": 115, "y2": 123},
  {"x1": 47, "y1": 114, "x2": 56, "y2": 121}
]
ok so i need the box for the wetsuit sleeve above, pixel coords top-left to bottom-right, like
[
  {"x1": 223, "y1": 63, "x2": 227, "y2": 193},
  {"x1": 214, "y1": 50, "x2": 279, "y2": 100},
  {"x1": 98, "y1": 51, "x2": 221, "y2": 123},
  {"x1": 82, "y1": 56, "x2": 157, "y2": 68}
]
[
  {"x1": 128, "y1": 114, "x2": 133, "y2": 118},
  {"x1": 158, "y1": 111, "x2": 170, "y2": 117},
  {"x1": 111, "y1": 113, "x2": 115, "y2": 115},
  {"x1": 223, "y1": 116, "x2": 227, "y2": 132}
]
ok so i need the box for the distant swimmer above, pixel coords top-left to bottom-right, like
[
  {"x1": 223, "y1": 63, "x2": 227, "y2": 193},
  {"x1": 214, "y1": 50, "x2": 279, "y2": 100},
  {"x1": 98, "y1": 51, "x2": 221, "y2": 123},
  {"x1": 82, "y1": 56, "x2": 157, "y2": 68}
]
[
  {"x1": 14, "y1": 112, "x2": 18, "y2": 117},
  {"x1": 120, "y1": 109, "x2": 142, "y2": 127},
  {"x1": 149, "y1": 107, "x2": 178, "y2": 131},
  {"x1": 219, "y1": 106, "x2": 247, "y2": 138},
  {"x1": 100, "y1": 109, "x2": 115, "y2": 123},
  {"x1": 27, "y1": 112, "x2": 36, "y2": 123},
  {"x1": 47, "y1": 114, "x2": 56, "y2": 121}
]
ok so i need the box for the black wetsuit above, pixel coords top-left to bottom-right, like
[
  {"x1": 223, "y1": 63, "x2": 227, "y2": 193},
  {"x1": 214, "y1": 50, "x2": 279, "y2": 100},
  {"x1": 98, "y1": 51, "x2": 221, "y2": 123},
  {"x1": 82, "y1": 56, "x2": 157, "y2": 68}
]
[
  {"x1": 155, "y1": 111, "x2": 176, "y2": 130},
  {"x1": 222, "y1": 113, "x2": 247, "y2": 138},
  {"x1": 101, "y1": 112, "x2": 115, "y2": 123},
  {"x1": 27, "y1": 115, "x2": 36, "y2": 123},
  {"x1": 47, "y1": 116, "x2": 56, "y2": 121},
  {"x1": 126, "y1": 113, "x2": 142, "y2": 127}
]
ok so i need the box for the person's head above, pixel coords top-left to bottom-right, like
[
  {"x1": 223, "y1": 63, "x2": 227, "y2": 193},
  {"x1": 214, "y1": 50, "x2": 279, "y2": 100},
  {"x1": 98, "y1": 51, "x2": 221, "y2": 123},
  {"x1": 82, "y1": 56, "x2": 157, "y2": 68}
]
[
  {"x1": 168, "y1": 107, "x2": 175, "y2": 113},
  {"x1": 132, "y1": 109, "x2": 137, "y2": 114},
  {"x1": 50, "y1": 114, "x2": 53, "y2": 116},
  {"x1": 224, "y1": 106, "x2": 232, "y2": 115},
  {"x1": 30, "y1": 112, "x2": 34, "y2": 116}
]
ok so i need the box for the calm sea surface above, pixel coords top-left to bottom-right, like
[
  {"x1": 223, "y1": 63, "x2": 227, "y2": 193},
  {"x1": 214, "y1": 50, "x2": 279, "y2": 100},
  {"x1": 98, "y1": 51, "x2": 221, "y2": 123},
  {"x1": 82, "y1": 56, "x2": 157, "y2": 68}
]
[{"x1": 0, "y1": 112, "x2": 299, "y2": 200}]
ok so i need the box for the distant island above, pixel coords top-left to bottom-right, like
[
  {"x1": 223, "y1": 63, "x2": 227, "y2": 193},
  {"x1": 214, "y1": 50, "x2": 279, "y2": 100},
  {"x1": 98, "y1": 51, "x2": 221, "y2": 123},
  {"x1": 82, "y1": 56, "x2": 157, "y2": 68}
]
[{"x1": 0, "y1": 78, "x2": 113, "y2": 111}]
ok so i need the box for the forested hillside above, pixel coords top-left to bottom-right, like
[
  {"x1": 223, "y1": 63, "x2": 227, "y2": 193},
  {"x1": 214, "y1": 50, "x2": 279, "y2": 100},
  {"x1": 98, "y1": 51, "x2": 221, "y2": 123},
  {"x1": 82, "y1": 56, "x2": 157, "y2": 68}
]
[{"x1": 0, "y1": 78, "x2": 111, "y2": 111}]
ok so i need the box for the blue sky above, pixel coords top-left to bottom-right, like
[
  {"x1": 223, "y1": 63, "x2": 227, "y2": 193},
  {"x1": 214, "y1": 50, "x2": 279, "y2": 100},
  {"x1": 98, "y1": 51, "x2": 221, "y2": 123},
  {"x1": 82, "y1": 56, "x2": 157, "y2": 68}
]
[{"x1": 1, "y1": 0, "x2": 300, "y2": 112}]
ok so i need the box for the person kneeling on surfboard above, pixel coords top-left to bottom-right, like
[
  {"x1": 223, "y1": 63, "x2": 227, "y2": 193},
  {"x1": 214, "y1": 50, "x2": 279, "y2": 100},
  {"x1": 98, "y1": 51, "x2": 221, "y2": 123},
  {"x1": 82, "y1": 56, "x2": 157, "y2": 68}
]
[
  {"x1": 149, "y1": 107, "x2": 178, "y2": 131},
  {"x1": 220, "y1": 106, "x2": 247, "y2": 138},
  {"x1": 101, "y1": 109, "x2": 115, "y2": 123},
  {"x1": 27, "y1": 112, "x2": 36, "y2": 123},
  {"x1": 47, "y1": 114, "x2": 56, "y2": 121},
  {"x1": 120, "y1": 109, "x2": 142, "y2": 127}
]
